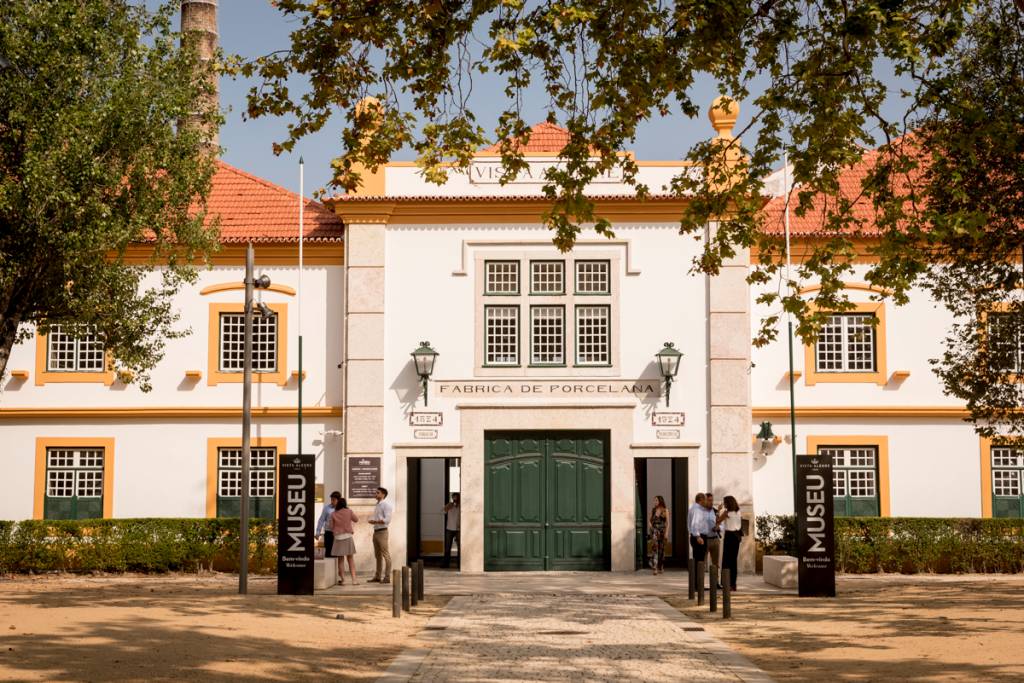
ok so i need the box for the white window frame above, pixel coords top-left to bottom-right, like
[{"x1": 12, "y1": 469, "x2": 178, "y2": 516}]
[
  {"x1": 217, "y1": 447, "x2": 277, "y2": 498},
  {"x1": 218, "y1": 312, "x2": 279, "y2": 373},
  {"x1": 574, "y1": 304, "x2": 611, "y2": 366},
  {"x1": 574, "y1": 260, "x2": 611, "y2": 295},
  {"x1": 991, "y1": 446, "x2": 1024, "y2": 497},
  {"x1": 814, "y1": 313, "x2": 878, "y2": 373},
  {"x1": 530, "y1": 305, "x2": 565, "y2": 366},
  {"x1": 45, "y1": 447, "x2": 105, "y2": 499},
  {"x1": 46, "y1": 325, "x2": 106, "y2": 372},
  {"x1": 484, "y1": 305, "x2": 520, "y2": 366},
  {"x1": 484, "y1": 260, "x2": 520, "y2": 295},
  {"x1": 530, "y1": 260, "x2": 565, "y2": 295},
  {"x1": 818, "y1": 446, "x2": 879, "y2": 499}
]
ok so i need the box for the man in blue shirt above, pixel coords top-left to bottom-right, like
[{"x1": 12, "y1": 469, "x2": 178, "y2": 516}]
[
  {"x1": 315, "y1": 491, "x2": 341, "y2": 558},
  {"x1": 687, "y1": 492, "x2": 708, "y2": 563}
]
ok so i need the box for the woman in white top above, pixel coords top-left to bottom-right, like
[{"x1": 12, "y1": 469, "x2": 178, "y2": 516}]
[{"x1": 718, "y1": 495, "x2": 742, "y2": 590}]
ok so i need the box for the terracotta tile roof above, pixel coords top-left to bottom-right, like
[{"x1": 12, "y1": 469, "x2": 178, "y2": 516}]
[
  {"x1": 761, "y1": 150, "x2": 884, "y2": 236},
  {"x1": 206, "y1": 161, "x2": 343, "y2": 243},
  {"x1": 481, "y1": 122, "x2": 572, "y2": 154}
]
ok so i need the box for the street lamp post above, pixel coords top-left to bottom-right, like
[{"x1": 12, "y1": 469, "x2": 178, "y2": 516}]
[
  {"x1": 240, "y1": 243, "x2": 272, "y2": 595},
  {"x1": 411, "y1": 341, "x2": 439, "y2": 406},
  {"x1": 655, "y1": 342, "x2": 683, "y2": 407}
]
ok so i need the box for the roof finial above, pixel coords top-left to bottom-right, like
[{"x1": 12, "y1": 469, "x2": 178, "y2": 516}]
[{"x1": 708, "y1": 96, "x2": 739, "y2": 138}]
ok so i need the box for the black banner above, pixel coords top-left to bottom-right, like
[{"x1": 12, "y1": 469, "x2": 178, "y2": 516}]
[
  {"x1": 277, "y1": 453, "x2": 315, "y2": 595},
  {"x1": 795, "y1": 453, "x2": 836, "y2": 597},
  {"x1": 348, "y1": 456, "x2": 381, "y2": 499}
]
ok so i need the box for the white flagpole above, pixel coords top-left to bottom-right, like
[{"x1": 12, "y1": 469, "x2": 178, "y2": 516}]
[
  {"x1": 298, "y1": 157, "x2": 304, "y2": 456},
  {"x1": 783, "y1": 154, "x2": 798, "y2": 511}
]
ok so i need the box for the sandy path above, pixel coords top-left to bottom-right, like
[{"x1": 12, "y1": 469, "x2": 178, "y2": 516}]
[
  {"x1": 0, "y1": 574, "x2": 447, "y2": 682},
  {"x1": 667, "y1": 574, "x2": 1024, "y2": 682}
]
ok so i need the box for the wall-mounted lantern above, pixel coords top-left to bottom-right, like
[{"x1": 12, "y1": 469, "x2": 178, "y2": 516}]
[
  {"x1": 411, "y1": 341, "x2": 439, "y2": 406},
  {"x1": 655, "y1": 342, "x2": 682, "y2": 407},
  {"x1": 756, "y1": 421, "x2": 776, "y2": 454}
]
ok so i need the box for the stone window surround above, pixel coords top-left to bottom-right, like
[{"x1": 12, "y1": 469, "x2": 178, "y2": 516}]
[{"x1": 474, "y1": 249, "x2": 621, "y2": 377}]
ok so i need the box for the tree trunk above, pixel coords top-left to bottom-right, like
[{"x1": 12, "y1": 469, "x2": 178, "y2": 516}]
[{"x1": 0, "y1": 313, "x2": 22, "y2": 380}]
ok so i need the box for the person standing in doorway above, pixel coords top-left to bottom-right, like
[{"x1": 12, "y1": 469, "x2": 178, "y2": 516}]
[
  {"x1": 704, "y1": 492, "x2": 721, "y2": 577},
  {"x1": 367, "y1": 487, "x2": 393, "y2": 583},
  {"x1": 649, "y1": 495, "x2": 669, "y2": 575},
  {"x1": 442, "y1": 493, "x2": 461, "y2": 569},
  {"x1": 687, "y1": 493, "x2": 708, "y2": 564},
  {"x1": 720, "y1": 495, "x2": 742, "y2": 591},
  {"x1": 315, "y1": 491, "x2": 340, "y2": 560},
  {"x1": 328, "y1": 497, "x2": 358, "y2": 584}
]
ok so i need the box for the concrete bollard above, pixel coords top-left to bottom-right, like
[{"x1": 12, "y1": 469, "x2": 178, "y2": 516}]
[
  {"x1": 688, "y1": 558, "x2": 695, "y2": 600},
  {"x1": 722, "y1": 569, "x2": 732, "y2": 619},
  {"x1": 416, "y1": 559, "x2": 425, "y2": 601},
  {"x1": 392, "y1": 569, "x2": 401, "y2": 618},
  {"x1": 410, "y1": 565, "x2": 419, "y2": 607},
  {"x1": 696, "y1": 561, "x2": 705, "y2": 606},
  {"x1": 401, "y1": 566, "x2": 411, "y2": 612},
  {"x1": 709, "y1": 564, "x2": 718, "y2": 613}
]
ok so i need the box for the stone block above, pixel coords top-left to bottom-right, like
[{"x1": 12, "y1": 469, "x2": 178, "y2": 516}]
[
  {"x1": 763, "y1": 555, "x2": 798, "y2": 588},
  {"x1": 709, "y1": 359, "x2": 750, "y2": 406},
  {"x1": 346, "y1": 313, "x2": 384, "y2": 360},
  {"x1": 346, "y1": 360, "x2": 385, "y2": 406},
  {"x1": 709, "y1": 313, "x2": 750, "y2": 360},
  {"x1": 709, "y1": 266, "x2": 750, "y2": 314},
  {"x1": 345, "y1": 407, "x2": 383, "y2": 453},
  {"x1": 710, "y1": 406, "x2": 754, "y2": 454},
  {"x1": 314, "y1": 558, "x2": 338, "y2": 590},
  {"x1": 346, "y1": 224, "x2": 385, "y2": 267},
  {"x1": 348, "y1": 267, "x2": 385, "y2": 313}
]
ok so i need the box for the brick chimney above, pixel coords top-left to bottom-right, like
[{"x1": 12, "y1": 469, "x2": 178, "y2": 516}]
[{"x1": 180, "y1": 0, "x2": 219, "y2": 148}]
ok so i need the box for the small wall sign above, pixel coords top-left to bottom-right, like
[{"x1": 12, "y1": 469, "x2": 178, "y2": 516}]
[
  {"x1": 410, "y1": 412, "x2": 443, "y2": 426},
  {"x1": 348, "y1": 456, "x2": 381, "y2": 499},
  {"x1": 414, "y1": 429, "x2": 438, "y2": 440},
  {"x1": 652, "y1": 412, "x2": 685, "y2": 426},
  {"x1": 656, "y1": 429, "x2": 681, "y2": 440}
]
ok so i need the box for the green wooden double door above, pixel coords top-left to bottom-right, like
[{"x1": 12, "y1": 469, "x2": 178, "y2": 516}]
[{"x1": 484, "y1": 432, "x2": 610, "y2": 571}]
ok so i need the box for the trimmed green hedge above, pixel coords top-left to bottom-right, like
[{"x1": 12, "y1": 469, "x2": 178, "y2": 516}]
[
  {"x1": 756, "y1": 515, "x2": 1024, "y2": 573},
  {"x1": 0, "y1": 519, "x2": 277, "y2": 574}
]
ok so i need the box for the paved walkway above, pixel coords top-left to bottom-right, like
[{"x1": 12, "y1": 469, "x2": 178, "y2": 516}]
[{"x1": 377, "y1": 586, "x2": 774, "y2": 683}]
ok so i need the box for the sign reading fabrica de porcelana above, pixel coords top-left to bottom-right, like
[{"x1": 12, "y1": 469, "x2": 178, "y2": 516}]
[{"x1": 433, "y1": 380, "x2": 661, "y2": 398}]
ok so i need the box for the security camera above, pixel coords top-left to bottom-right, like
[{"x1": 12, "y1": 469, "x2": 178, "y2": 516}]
[{"x1": 321, "y1": 430, "x2": 344, "y2": 437}]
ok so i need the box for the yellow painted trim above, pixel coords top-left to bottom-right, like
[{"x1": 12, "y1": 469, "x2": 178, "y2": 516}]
[
  {"x1": 753, "y1": 406, "x2": 968, "y2": 418},
  {"x1": 807, "y1": 434, "x2": 890, "y2": 517},
  {"x1": 980, "y1": 436, "x2": 994, "y2": 518},
  {"x1": 120, "y1": 243, "x2": 344, "y2": 266},
  {"x1": 185, "y1": 370, "x2": 202, "y2": 380},
  {"x1": 34, "y1": 437, "x2": 115, "y2": 520},
  {"x1": 207, "y1": 302, "x2": 288, "y2": 386},
  {"x1": 327, "y1": 197, "x2": 695, "y2": 225},
  {"x1": 10, "y1": 370, "x2": 29, "y2": 380},
  {"x1": 803, "y1": 301, "x2": 887, "y2": 386},
  {"x1": 34, "y1": 332, "x2": 115, "y2": 387},
  {"x1": 798, "y1": 281, "x2": 893, "y2": 297},
  {"x1": 200, "y1": 282, "x2": 296, "y2": 296},
  {"x1": 206, "y1": 436, "x2": 288, "y2": 518},
  {"x1": 0, "y1": 406, "x2": 341, "y2": 419}
]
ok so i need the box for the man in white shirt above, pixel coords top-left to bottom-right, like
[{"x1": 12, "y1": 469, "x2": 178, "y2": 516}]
[
  {"x1": 442, "y1": 493, "x2": 461, "y2": 569},
  {"x1": 367, "y1": 487, "x2": 394, "y2": 583},
  {"x1": 687, "y1": 492, "x2": 708, "y2": 563}
]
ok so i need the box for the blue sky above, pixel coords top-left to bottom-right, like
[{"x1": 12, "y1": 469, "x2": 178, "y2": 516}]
[{"x1": 175, "y1": 1, "x2": 910, "y2": 200}]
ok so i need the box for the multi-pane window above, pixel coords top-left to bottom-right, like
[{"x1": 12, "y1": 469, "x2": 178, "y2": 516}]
[
  {"x1": 817, "y1": 445, "x2": 880, "y2": 517},
  {"x1": 530, "y1": 306, "x2": 565, "y2": 365},
  {"x1": 485, "y1": 306, "x2": 519, "y2": 366},
  {"x1": 986, "y1": 313, "x2": 1024, "y2": 373},
  {"x1": 217, "y1": 447, "x2": 277, "y2": 518},
  {"x1": 575, "y1": 305, "x2": 611, "y2": 366},
  {"x1": 485, "y1": 261, "x2": 520, "y2": 295},
  {"x1": 219, "y1": 312, "x2": 278, "y2": 372},
  {"x1": 815, "y1": 314, "x2": 877, "y2": 373},
  {"x1": 43, "y1": 447, "x2": 104, "y2": 520},
  {"x1": 990, "y1": 445, "x2": 1024, "y2": 518},
  {"x1": 46, "y1": 325, "x2": 105, "y2": 372},
  {"x1": 575, "y1": 260, "x2": 610, "y2": 294},
  {"x1": 530, "y1": 261, "x2": 564, "y2": 295}
]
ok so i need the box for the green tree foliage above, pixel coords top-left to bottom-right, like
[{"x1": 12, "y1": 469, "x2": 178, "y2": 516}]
[
  {"x1": 240, "y1": 0, "x2": 1024, "y2": 432},
  {"x1": 0, "y1": 1, "x2": 221, "y2": 389}
]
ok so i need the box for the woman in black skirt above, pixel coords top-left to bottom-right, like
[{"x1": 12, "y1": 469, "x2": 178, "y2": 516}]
[{"x1": 719, "y1": 495, "x2": 742, "y2": 590}]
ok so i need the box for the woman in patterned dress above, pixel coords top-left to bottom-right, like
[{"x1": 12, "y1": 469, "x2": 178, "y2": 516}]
[{"x1": 649, "y1": 495, "x2": 669, "y2": 575}]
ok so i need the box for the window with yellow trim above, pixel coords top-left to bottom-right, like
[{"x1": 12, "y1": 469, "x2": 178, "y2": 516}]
[
  {"x1": 34, "y1": 326, "x2": 115, "y2": 386},
  {"x1": 34, "y1": 437, "x2": 114, "y2": 519},
  {"x1": 207, "y1": 303, "x2": 288, "y2": 385},
  {"x1": 803, "y1": 302, "x2": 887, "y2": 385}
]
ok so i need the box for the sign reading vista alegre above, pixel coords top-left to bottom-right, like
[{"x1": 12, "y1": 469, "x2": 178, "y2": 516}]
[
  {"x1": 433, "y1": 380, "x2": 661, "y2": 398},
  {"x1": 467, "y1": 159, "x2": 624, "y2": 184}
]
